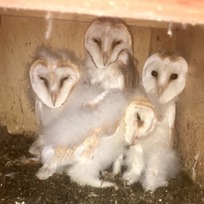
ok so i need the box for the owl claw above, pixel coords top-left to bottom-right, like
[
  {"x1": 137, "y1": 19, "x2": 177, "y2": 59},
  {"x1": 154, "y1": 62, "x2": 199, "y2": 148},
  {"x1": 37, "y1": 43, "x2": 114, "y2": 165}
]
[
  {"x1": 101, "y1": 181, "x2": 115, "y2": 188},
  {"x1": 36, "y1": 166, "x2": 55, "y2": 180},
  {"x1": 142, "y1": 179, "x2": 168, "y2": 192},
  {"x1": 123, "y1": 171, "x2": 140, "y2": 185}
]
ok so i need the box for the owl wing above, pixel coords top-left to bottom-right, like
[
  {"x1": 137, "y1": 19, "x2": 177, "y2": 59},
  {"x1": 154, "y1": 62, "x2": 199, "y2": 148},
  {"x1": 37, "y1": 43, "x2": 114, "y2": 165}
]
[
  {"x1": 119, "y1": 53, "x2": 139, "y2": 90},
  {"x1": 86, "y1": 90, "x2": 110, "y2": 107},
  {"x1": 38, "y1": 120, "x2": 119, "y2": 180}
]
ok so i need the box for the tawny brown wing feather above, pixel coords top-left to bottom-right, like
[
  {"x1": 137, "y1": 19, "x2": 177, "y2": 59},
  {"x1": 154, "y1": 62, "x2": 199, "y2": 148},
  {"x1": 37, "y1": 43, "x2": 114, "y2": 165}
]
[{"x1": 120, "y1": 53, "x2": 139, "y2": 90}]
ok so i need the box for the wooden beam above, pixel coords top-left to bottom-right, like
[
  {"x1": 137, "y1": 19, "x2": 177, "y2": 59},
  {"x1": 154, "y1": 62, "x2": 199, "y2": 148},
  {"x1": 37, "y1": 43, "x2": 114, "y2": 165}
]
[{"x1": 0, "y1": 0, "x2": 204, "y2": 27}]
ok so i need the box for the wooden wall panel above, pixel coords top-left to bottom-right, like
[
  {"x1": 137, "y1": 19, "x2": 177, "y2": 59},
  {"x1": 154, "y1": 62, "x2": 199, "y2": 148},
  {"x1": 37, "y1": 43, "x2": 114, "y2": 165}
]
[
  {"x1": 175, "y1": 26, "x2": 204, "y2": 188},
  {"x1": 129, "y1": 26, "x2": 151, "y2": 74},
  {"x1": 149, "y1": 27, "x2": 176, "y2": 54}
]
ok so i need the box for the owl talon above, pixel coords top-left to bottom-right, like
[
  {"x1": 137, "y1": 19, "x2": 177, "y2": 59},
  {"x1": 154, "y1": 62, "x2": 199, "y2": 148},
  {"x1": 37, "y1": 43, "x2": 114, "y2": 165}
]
[
  {"x1": 142, "y1": 180, "x2": 168, "y2": 192},
  {"x1": 36, "y1": 166, "x2": 55, "y2": 180},
  {"x1": 123, "y1": 171, "x2": 140, "y2": 185},
  {"x1": 101, "y1": 181, "x2": 116, "y2": 188}
]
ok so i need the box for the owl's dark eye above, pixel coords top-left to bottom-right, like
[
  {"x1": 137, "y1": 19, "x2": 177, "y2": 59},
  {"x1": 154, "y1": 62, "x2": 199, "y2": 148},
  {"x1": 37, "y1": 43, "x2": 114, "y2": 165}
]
[
  {"x1": 170, "y1": 73, "x2": 178, "y2": 80},
  {"x1": 136, "y1": 113, "x2": 141, "y2": 121},
  {"x1": 151, "y1": 70, "x2": 158, "y2": 77},
  {"x1": 136, "y1": 113, "x2": 144, "y2": 127},
  {"x1": 39, "y1": 76, "x2": 49, "y2": 88},
  {"x1": 59, "y1": 76, "x2": 69, "y2": 88},
  {"x1": 92, "y1": 38, "x2": 102, "y2": 49},
  {"x1": 112, "y1": 40, "x2": 122, "y2": 50}
]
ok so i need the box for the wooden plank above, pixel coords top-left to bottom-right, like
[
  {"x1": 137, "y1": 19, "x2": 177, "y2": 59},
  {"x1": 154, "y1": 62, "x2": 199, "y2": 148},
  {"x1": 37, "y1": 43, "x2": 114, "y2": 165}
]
[
  {"x1": 175, "y1": 26, "x2": 204, "y2": 188},
  {"x1": 130, "y1": 26, "x2": 151, "y2": 73},
  {"x1": 0, "y1": 0, "x2": 204, "y2": 26},
  {"x1": 0, "y1": 8, "x2": 169, "y2": 29},
  {"x1": 149, "y1": 28, "x2": 176, "y2": 54}
]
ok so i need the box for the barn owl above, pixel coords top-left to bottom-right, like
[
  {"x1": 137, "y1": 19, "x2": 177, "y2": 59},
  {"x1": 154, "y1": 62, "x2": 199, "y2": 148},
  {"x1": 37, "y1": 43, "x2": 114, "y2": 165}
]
[
  {"x1": 29, "y1": 47, "x2": 81, "y2": 124},
  {"x1": 123, "y1": 121, "x2": 180, "y2": 192},
  {"x1": 142, "y1": 51, "x2": 188, "y2": 145},
  {"x1": 36, "y1": 93, "x2": 158, "y2": 188},
  {"x1": 123, "y1": 51, "x2": 188, "y2": 191},
  {"x1": 84, "y1": 18, "x2": 139, "y2": 91},
  {"x1": 29, "y1": 47, "x2": 81, "y2": 156},
  {"x1": 142, "y1": 51, "x2": 188, "y2": 105}
]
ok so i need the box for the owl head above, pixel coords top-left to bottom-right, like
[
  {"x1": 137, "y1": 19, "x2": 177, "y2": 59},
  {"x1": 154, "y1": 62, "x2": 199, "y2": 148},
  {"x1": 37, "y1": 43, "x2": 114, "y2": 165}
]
[
  {"x1": 124, "y1": 97, "x2": 158, "y2": 145},
  {"x1": 85, "y1": 18, "x2": 132, "y2": 69},
  {"x1": 142, "y1": 52, "x2": 188, "y2": 104},
  {"x1": 30, "y1": 48, "x2": 81, "y2": 108}
]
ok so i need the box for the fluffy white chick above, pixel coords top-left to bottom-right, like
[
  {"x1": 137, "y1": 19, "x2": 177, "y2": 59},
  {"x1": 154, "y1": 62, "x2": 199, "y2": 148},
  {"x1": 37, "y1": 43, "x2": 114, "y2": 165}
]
[
  {"x1": 36, "y1": 86, "x2": 129, "y2": 183},
  {"x1": 123, "y1": 115, "x2": 180, "y2": 192},
  {"x1": 142, "y1": 51, "x2": 188, "y2": 141},
  {"x1": 36, "y1": 95, "x2": 158, "y2": 188},
  {"x1": 30, "y1": 47, "x2": 81, "y2": 125},
  {"x1": 29, "y1": 47, "x2": 81, "y2": 157},
  {"x1": 84, "y1": 17, "x2": 139, "y2": 91}
]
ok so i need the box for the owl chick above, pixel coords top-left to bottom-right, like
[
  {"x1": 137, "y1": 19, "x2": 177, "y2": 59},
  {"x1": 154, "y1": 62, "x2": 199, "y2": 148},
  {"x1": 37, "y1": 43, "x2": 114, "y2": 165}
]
[
  {"x1": 35, "y1": 87, "x2": 129, "y2": 184},
  {"x1": 84, "y1": 18, "x2": 139, "y2": 91},
  {"x1": 123, "y1": 115, "x2": 180, "y2": 192},
  {"x1": 29, "y1": 47, "x2": 81, "y2": 156},
  {"x1": 142, "y1": 51, "x2": 188, "y2": 105},
  {"x1": 29, "y1": 47, "x2": 81, "y2": 125},
  {"x1": 142, "y1": 51, "x2": 188, "y2": 145},
  {"x1": 123, "y1": 51, "x2": 188, "y2": 191},
  {"x1": 36, "y1": 95, "x2": 158, "y2": 188}
]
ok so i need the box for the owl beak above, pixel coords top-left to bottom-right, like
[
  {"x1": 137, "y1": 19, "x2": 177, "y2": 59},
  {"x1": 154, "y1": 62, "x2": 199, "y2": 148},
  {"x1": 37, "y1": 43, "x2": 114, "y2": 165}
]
[
  {"x1": 131, "y1": 136, "x2": 139, "y2": 146},
  {"x1": 125, "y1": 128, "x2": 139, "y2": 146},
  {"x1": 103, "y1": 52, "x2": 108, "y2": 66},
  {"x1": 158, "y1": 87, "x2": 164, "y2": 96},
  {"x1": 51, "y1": 91, "x2": 57, "y2": 106}
]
